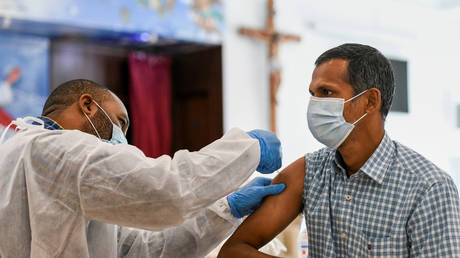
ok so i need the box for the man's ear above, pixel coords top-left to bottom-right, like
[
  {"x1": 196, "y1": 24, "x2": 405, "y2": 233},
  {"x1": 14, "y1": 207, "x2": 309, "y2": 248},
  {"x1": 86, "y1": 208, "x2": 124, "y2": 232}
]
[
  {"x1": 79, "y1": 94, "x2": 97, "y2": 117},
  {"x1": 365, "y1": 88, "x2": 382, "y2": 114}
]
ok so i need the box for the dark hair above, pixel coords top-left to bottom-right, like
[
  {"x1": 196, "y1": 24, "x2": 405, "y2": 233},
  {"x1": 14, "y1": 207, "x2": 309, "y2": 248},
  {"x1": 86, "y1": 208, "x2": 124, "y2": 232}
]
[
  {"x1": 315, "y1": 43, "x2": 395, "y2": 119},
  {"x1": 42, "y1": 79, "x2": 110, "y2": 116}
]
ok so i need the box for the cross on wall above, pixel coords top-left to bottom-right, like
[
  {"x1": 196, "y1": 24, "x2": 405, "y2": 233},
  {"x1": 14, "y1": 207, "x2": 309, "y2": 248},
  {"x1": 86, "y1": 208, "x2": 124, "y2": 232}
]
[{"x1": 239, "y1": 0, "x2": 301, "y2": 133}]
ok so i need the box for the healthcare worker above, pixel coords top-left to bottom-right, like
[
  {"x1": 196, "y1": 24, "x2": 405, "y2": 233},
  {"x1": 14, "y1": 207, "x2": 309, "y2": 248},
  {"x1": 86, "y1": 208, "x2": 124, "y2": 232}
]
[{"x1": 0, "y1": 79, "x2": 285, "y2": 258}]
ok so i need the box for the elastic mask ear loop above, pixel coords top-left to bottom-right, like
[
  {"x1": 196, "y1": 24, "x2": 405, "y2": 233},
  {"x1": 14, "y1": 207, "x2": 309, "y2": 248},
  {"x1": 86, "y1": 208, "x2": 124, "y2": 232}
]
[
  {"x1": 344, "y1": 89, "x2": 369, "y2": 125},
  {"x1": 82, "y1": 111, "x2": 102, "y2": 139},
  {"x1": 344, "y1": 89, "x2": 368, "y2": 103},
  {"x1": 352, "y1": 112, "x2": 368, "y2": 125},
  {"x1": 92, "y1": 101, "x2": 115, "y2": 125}
]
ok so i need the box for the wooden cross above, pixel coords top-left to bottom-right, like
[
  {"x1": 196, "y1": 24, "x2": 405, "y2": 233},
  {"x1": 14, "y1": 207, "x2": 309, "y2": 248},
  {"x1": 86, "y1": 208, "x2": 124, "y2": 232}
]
[{"x1": 239, "y1": 0, "x2": 301, "y2": 133}]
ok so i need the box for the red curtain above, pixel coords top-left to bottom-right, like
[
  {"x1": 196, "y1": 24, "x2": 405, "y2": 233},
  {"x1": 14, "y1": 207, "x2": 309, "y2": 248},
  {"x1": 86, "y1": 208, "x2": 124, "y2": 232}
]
[{"x1": 128, "y1": 52, "x2": 172, "y2": 158}]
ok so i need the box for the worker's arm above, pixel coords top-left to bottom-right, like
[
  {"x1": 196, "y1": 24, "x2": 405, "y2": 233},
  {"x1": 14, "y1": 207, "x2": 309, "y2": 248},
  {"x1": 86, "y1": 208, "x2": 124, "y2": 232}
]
[
  {"x1": 30, "y1": 128, "x2": 261, "y2": 231},
  {"x1": 218, "y1": 157, "x2": 306, "y2": 257},
  {"x1": 117, "y1": 197, "x2": 240, "y2": 258},
  {"x1": 80, "y1": 128, "x2": 262, "y2": 231}
]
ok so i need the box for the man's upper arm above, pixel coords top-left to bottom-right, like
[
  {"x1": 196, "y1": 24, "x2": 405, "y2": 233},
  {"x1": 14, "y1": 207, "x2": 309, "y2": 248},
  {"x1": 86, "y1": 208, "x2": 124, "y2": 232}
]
[
  {"x1": 219, "y1": 157, "x2": 306, "y2": 257},
  {"x1": 407, "y1": 177, "x2": 460, "y2": 256}
]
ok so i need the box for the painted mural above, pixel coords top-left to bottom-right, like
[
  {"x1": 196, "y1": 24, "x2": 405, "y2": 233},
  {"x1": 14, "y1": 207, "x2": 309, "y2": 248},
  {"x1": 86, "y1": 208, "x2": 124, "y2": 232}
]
[
  {"x1": 0, "y1": 34, "x2": 49, "y2": 125},
  {"x1": 0, "y1": 0, "x2": 224, "y2": 43}
]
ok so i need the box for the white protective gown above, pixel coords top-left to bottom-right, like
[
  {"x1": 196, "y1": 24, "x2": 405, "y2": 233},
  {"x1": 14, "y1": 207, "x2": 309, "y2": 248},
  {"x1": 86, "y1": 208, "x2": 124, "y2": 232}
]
[{"x1": 0, "y1": 119, "x2": 260, "y2": 257}]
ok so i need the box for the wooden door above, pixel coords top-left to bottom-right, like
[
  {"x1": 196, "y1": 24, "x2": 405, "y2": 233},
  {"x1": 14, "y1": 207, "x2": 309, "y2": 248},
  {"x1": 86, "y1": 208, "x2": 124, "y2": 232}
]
[
  {"x1": 171, "y1": 46, "x2": 223, "y2": 152},
  {"x1": 50, "y1": 39, "x2": 223, "y2": 153}
]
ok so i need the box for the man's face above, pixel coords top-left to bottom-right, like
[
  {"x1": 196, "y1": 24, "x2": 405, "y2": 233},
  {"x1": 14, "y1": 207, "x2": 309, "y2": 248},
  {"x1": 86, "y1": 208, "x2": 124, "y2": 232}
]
[
  {"x1": 308, "y1": 58, "x2": 367, "y2": 125},
  {"x1": 82, "y1": 93, "x2": 130, "y2": 140},
  {"x1": 101, "y1": 92, "x2": 130, "y2": 135}
]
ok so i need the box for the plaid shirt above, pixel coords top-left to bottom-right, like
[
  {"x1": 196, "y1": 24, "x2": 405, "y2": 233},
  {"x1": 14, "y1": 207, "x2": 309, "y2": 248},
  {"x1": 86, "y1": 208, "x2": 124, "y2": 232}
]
[{"x1": 303, "y1": 133, "x2": 460, "y2": 257}]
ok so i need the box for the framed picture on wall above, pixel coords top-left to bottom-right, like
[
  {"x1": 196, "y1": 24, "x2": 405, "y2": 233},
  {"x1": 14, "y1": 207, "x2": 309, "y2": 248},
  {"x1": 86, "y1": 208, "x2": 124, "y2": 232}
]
[{"x1": 389, "y1": 58, "x2": 409, "y2": 113}]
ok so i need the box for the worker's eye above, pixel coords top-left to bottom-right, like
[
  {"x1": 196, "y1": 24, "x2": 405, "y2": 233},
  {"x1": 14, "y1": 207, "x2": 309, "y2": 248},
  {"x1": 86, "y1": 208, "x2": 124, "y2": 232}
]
[
  {"x1": 322, "y1": 89, "x2": 333, "y2": 96},
  {"x1": 119, "y1": 119, "x2": 126, "y2": 128}
]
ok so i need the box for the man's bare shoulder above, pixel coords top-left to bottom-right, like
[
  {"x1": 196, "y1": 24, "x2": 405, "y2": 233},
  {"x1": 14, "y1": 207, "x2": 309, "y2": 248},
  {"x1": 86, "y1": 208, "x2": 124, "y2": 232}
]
[{"x1": 271, "y1": 157, "x2": 306, "y2": 196}]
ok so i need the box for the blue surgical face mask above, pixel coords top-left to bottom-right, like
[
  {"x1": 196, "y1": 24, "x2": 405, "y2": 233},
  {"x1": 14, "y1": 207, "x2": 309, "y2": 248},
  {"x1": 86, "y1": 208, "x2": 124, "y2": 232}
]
[
  {"x1": 307, "y1": 90, "x2": 368, "y2": 149},
  {"x1": 82, "y1": 101, "x2": 128, "y2": 145}
]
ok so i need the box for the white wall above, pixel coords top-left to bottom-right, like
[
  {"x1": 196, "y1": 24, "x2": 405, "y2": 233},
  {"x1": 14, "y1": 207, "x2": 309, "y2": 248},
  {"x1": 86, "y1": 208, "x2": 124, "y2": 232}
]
[
  {"x1": 223, "y1": 0, "x2": 269, "y2": 132},
  {"x1": 223, "y1": 0, "x2": 460, "y2": 187}
]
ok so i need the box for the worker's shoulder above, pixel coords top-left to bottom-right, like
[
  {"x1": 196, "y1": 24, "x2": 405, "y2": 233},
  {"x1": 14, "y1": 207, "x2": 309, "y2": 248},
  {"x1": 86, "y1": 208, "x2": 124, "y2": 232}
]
[
  {"x1": 12, "y1": 127, "x2": 96, "y2": 149},
  {"x1": 38, "y1": 127, "x2": 92, "y2": 140},
  {"x1": 394, "y1": 141, "x2": 454, "y2": 188}
]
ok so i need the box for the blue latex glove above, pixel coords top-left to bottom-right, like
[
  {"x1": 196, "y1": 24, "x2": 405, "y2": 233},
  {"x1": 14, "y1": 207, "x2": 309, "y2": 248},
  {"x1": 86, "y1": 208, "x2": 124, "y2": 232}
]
[
  {"x1": 247, "y1": 129, "x2": 282, "y2": 174},
  {"x1": 227, "y1": 177, "x2": 286, "y2": 218}
]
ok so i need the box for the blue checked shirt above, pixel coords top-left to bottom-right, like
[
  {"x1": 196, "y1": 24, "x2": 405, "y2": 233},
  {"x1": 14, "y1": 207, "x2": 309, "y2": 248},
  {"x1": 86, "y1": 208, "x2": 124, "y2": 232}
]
[{"x1": 302, "y1": 133, "x2": 460, "y2": 257}]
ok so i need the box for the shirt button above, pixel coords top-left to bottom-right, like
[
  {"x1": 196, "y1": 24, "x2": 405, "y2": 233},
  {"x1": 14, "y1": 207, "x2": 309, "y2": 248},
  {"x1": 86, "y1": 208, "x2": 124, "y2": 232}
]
[
  {"x1": 345, "y1": 195, "x2": 352, "y2": 200},
  {"x1": 340, "y1": 232, "x2": 347, "y2": 239}
]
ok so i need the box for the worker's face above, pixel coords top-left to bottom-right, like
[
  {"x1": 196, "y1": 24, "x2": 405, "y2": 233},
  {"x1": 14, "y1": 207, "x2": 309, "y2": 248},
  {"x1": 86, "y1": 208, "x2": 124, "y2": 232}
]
[
  {"x1": 100, "y1": 92, "x2": 130, "y2": 135},
  {"x1": 81, "y1": 92, "x2": 130, "y2": 140},
  {"x1": 308, "y1": 59, "x2": 368, "y2": 127}
]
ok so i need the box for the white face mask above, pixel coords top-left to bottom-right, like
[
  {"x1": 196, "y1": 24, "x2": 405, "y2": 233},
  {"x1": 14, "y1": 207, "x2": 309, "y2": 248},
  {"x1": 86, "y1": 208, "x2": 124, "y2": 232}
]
[
  {"x1": 82, "y1": 101, "x2": 128, "y2": 145},
  {"x1": 307, "y1": 90, "x2": 368, "y2": 149}
]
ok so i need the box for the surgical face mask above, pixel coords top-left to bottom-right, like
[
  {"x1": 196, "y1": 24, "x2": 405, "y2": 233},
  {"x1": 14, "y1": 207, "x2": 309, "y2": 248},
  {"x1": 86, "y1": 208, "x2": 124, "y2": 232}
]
[
  {"x1": 307, "y1": 90, "x2": 368, "y2": 149},
  {"x1": 82, "y1": 101, "x2": 128, "y2": 145}
]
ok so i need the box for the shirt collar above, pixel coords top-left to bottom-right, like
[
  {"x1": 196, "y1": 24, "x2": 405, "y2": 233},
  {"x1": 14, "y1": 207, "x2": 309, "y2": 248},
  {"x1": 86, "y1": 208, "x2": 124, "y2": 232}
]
[
  {"x1": 359, "y1": 133, "x2": 394, "y2": 184},
  {"x1": 37, "y1": 116, "x2": 63, "y2": 130},
  {"x1": 334, "y1": 133, "x2": 394, "y2": 184}
]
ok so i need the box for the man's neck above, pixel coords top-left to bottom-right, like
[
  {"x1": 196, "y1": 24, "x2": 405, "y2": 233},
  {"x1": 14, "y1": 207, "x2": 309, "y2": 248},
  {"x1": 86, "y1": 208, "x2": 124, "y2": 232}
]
[
  {"x1": 338, "y1": 127, "x2": 385, "y2": 177},
  {"x1": 46, "y1": 109, "x2": 79, "y2": 130}
]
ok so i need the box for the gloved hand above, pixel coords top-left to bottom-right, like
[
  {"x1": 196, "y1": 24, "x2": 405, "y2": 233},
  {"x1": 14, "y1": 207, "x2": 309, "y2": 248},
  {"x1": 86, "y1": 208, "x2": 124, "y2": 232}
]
[
  {"x1": 227, "y1": 177, "x2": 286, "y2": 219},
  {"x1": 247, "y1": 129, "x2": 282, "y2": 174}
]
